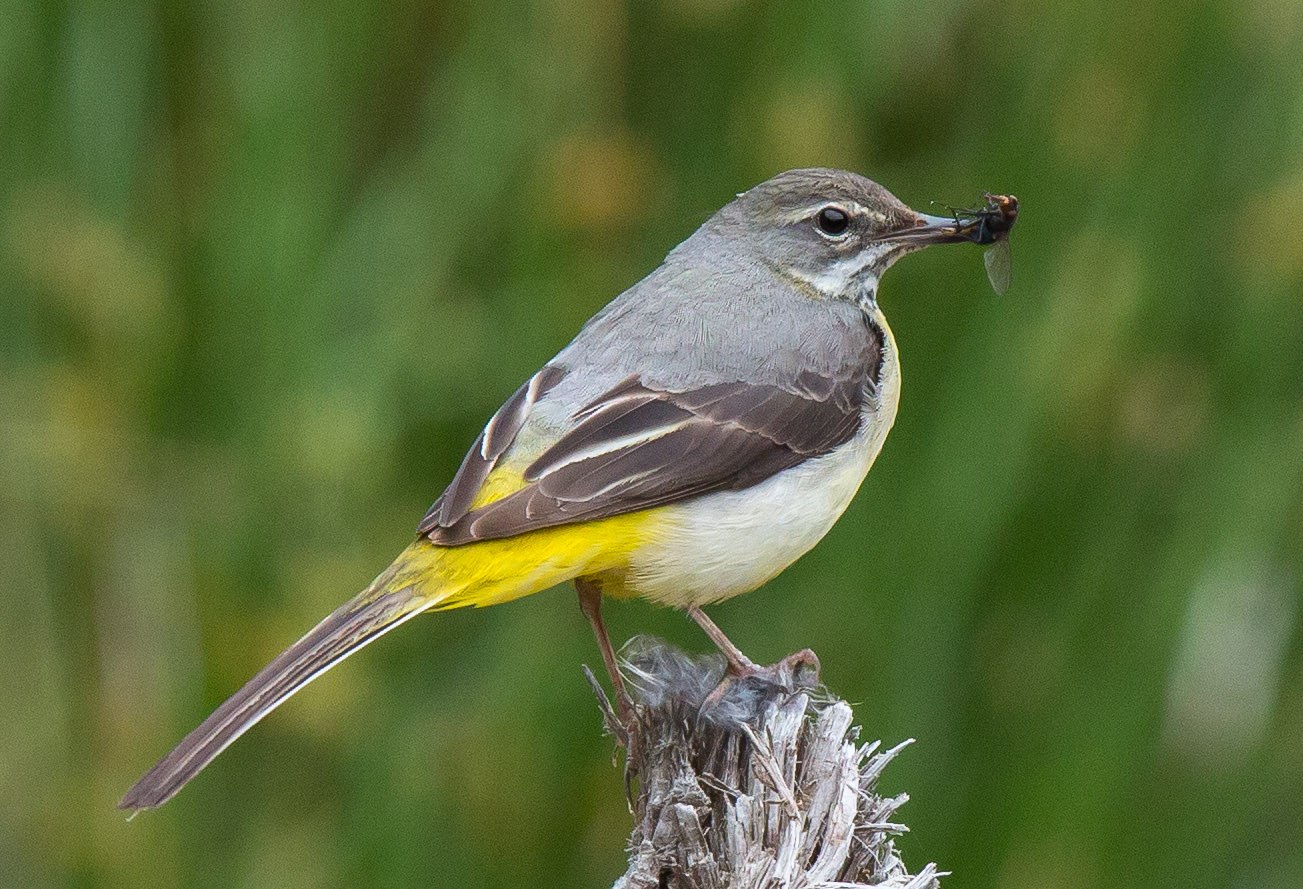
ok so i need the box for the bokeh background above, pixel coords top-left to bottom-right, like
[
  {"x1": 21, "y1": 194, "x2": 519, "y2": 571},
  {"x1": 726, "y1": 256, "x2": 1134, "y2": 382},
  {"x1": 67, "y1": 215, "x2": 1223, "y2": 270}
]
[{"x1": 3, "y1": 1, "x2": 1302, "y2": 887}]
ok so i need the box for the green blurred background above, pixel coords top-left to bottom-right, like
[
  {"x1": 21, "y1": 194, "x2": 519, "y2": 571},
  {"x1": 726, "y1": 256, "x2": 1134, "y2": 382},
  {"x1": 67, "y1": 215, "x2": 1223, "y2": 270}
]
[{"x1": 3, "y1": 1, "x2": 1302, "y2": 887}]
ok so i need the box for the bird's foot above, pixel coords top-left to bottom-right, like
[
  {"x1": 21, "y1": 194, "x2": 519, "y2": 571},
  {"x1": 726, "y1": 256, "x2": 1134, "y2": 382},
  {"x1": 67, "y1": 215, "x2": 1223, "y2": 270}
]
[
  {"x1": 730, "y1": 647, "x2": 821, "y2": 682},
  {"x1": 700, "y1": 648, "x2": 821, "y2": 715}
]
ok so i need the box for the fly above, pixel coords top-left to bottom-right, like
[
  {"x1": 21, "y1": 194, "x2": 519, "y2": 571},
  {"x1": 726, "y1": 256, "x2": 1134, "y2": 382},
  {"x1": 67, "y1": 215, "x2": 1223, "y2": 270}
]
[{"x1": 941, "y1": 193, "x2": 1019, "y2": 295}]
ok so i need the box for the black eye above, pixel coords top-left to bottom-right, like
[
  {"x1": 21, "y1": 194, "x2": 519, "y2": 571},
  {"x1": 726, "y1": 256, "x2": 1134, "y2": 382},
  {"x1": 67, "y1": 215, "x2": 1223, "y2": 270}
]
[{"x1": 816, "y1": 206, "x2": 850, "y2": 236}]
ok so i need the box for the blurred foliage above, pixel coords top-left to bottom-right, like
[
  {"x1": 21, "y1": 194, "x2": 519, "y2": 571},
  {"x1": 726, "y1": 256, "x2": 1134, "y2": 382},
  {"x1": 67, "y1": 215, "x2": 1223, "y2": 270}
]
[{"x1": 2, "y1": 1, "x2": 1302, "y2": 887}]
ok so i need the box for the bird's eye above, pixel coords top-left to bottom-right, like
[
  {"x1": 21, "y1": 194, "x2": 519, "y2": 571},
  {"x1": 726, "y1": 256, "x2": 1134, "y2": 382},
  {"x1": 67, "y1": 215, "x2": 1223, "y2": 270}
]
[{"x1": 815, "y1": 206, "x2": 850, "y2": 237}]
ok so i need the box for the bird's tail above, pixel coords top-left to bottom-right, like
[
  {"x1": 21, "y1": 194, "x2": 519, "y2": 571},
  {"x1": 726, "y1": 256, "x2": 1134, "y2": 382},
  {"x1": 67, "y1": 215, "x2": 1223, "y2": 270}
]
[
  {"x1": 118, "y1": 547, "x2": 438, "y2": 812},
  {"x1": 119, "y1": 506, "x2": 649, "y2": 811}
]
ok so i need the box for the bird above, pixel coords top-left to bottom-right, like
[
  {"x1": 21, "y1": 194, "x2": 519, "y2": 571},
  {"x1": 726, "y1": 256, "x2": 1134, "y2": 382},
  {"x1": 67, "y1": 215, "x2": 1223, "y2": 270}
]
[{"x1": 120, "y1": 168, "x2": 1015, "y2": 811}]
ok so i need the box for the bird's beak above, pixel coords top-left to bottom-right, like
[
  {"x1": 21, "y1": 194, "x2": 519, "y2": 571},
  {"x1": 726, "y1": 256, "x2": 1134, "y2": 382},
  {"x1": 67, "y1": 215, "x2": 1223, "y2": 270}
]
[
  {"x1": 879, "y1": 213, "x2": 987, "y2": 246},
  {"x1": 883, "y1": 213, "x2": 978, "y2": 245},
  {"x1": 879, "y1": 196, "x2": 1018, "y2": 247}
]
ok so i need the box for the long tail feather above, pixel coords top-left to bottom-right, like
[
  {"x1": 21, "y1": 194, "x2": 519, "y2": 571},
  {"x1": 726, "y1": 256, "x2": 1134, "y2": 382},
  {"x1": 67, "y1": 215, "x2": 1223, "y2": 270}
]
[{"x1": 119, "y1": 577, "x2": 430, "y2": 812}]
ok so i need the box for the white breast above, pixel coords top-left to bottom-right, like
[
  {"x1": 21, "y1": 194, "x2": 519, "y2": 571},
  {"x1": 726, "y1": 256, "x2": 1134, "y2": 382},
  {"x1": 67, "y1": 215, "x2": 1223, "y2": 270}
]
[{"x1": 625, "y1": 316, "x2": 901, "y2": 608}]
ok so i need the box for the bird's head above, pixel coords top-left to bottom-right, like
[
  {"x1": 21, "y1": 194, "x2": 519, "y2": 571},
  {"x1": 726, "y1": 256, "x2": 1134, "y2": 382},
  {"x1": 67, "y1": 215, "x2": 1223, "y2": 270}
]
[{"x1": 704, "y1": 168, "x2": 1014, "y2": 307}]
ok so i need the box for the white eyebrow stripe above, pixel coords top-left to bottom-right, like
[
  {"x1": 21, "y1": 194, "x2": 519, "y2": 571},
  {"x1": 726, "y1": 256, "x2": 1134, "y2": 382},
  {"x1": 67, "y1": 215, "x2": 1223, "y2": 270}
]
[{"x1": 776, "y1": 200, "x2": 888, "y2": 225}]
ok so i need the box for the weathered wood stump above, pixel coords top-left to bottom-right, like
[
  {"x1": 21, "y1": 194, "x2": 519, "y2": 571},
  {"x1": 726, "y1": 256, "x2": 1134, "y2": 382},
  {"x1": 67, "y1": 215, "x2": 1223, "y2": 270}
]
[{"x1": 587, "y1": 637, "x2": 944, "y2": 889}]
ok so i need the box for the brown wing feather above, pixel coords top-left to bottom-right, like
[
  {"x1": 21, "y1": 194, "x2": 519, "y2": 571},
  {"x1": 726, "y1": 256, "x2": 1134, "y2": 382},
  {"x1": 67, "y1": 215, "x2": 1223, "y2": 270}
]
[
  {"x1": 427, "y1": 377, "x2": 871, "y2": 545},
  {"x1": 421, "y1": 318, "x2": 884, "y2": 546},
  {"x1": 417, "y1": 365, "x2": 566, "y2": 534}
]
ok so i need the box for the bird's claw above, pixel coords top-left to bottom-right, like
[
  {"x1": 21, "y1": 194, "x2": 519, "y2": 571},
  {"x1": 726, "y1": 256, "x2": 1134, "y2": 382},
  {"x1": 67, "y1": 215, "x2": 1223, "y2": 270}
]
[{"x1": 701, "y1": 648, "x2": 822, "y2": 713}]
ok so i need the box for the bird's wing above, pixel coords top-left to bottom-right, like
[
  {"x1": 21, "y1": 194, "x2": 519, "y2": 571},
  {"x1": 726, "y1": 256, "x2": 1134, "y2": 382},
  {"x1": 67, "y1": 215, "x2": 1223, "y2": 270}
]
[
  {"x1": 417, "y1": 364, "x2": 568, "y2": 533},
  {"x1": 418, "y1": 344, "x2": 881, "y2": 545}
]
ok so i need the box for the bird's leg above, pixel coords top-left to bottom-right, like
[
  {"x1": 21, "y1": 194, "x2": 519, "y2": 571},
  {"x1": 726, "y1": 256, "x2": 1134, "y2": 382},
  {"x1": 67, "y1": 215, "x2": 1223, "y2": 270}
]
[
  {"x1": 687, "y1": 605, "x2": 759, "y2": 675},
  {"x1": 576, "y1": 578, "x2": 635, "y2": 734},
  {"x1": 688, "y1": 606, "x2": 820, "y2": 710}
]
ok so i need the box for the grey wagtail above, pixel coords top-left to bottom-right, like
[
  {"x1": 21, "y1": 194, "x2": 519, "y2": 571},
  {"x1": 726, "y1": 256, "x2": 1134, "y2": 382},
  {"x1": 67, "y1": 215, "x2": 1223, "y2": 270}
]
[{"x1": 120, "y1": 168, "x2": 1017, "y2": 811}]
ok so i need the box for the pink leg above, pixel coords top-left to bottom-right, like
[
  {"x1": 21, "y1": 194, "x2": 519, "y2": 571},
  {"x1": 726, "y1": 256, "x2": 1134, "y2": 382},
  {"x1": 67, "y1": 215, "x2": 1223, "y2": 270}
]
[
  {"x1": 687, "y1": 606, "x2": 820, "y2": 710},
  {"x1": 577, "y1": 578, "x2": 634, "y2": 726},
  {"x1": 687, "y1": 606, "x2": 758, "y2": 674}
]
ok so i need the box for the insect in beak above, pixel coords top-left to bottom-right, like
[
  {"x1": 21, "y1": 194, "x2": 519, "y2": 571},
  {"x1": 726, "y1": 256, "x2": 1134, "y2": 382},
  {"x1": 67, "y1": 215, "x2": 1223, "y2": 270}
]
[
  {"x1": 946, "y1": 193, "x2": 1018, "y2": 295},
  {"x1": 889, "y1": 193, "x2": 1018, "y2": 294}
]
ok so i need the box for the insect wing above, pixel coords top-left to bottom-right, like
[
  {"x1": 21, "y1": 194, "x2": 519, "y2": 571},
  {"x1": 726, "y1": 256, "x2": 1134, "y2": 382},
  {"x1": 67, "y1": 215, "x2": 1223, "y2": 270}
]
[{"x1": 983, "y1": 236, "x2": 1012, "y2": 295}]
